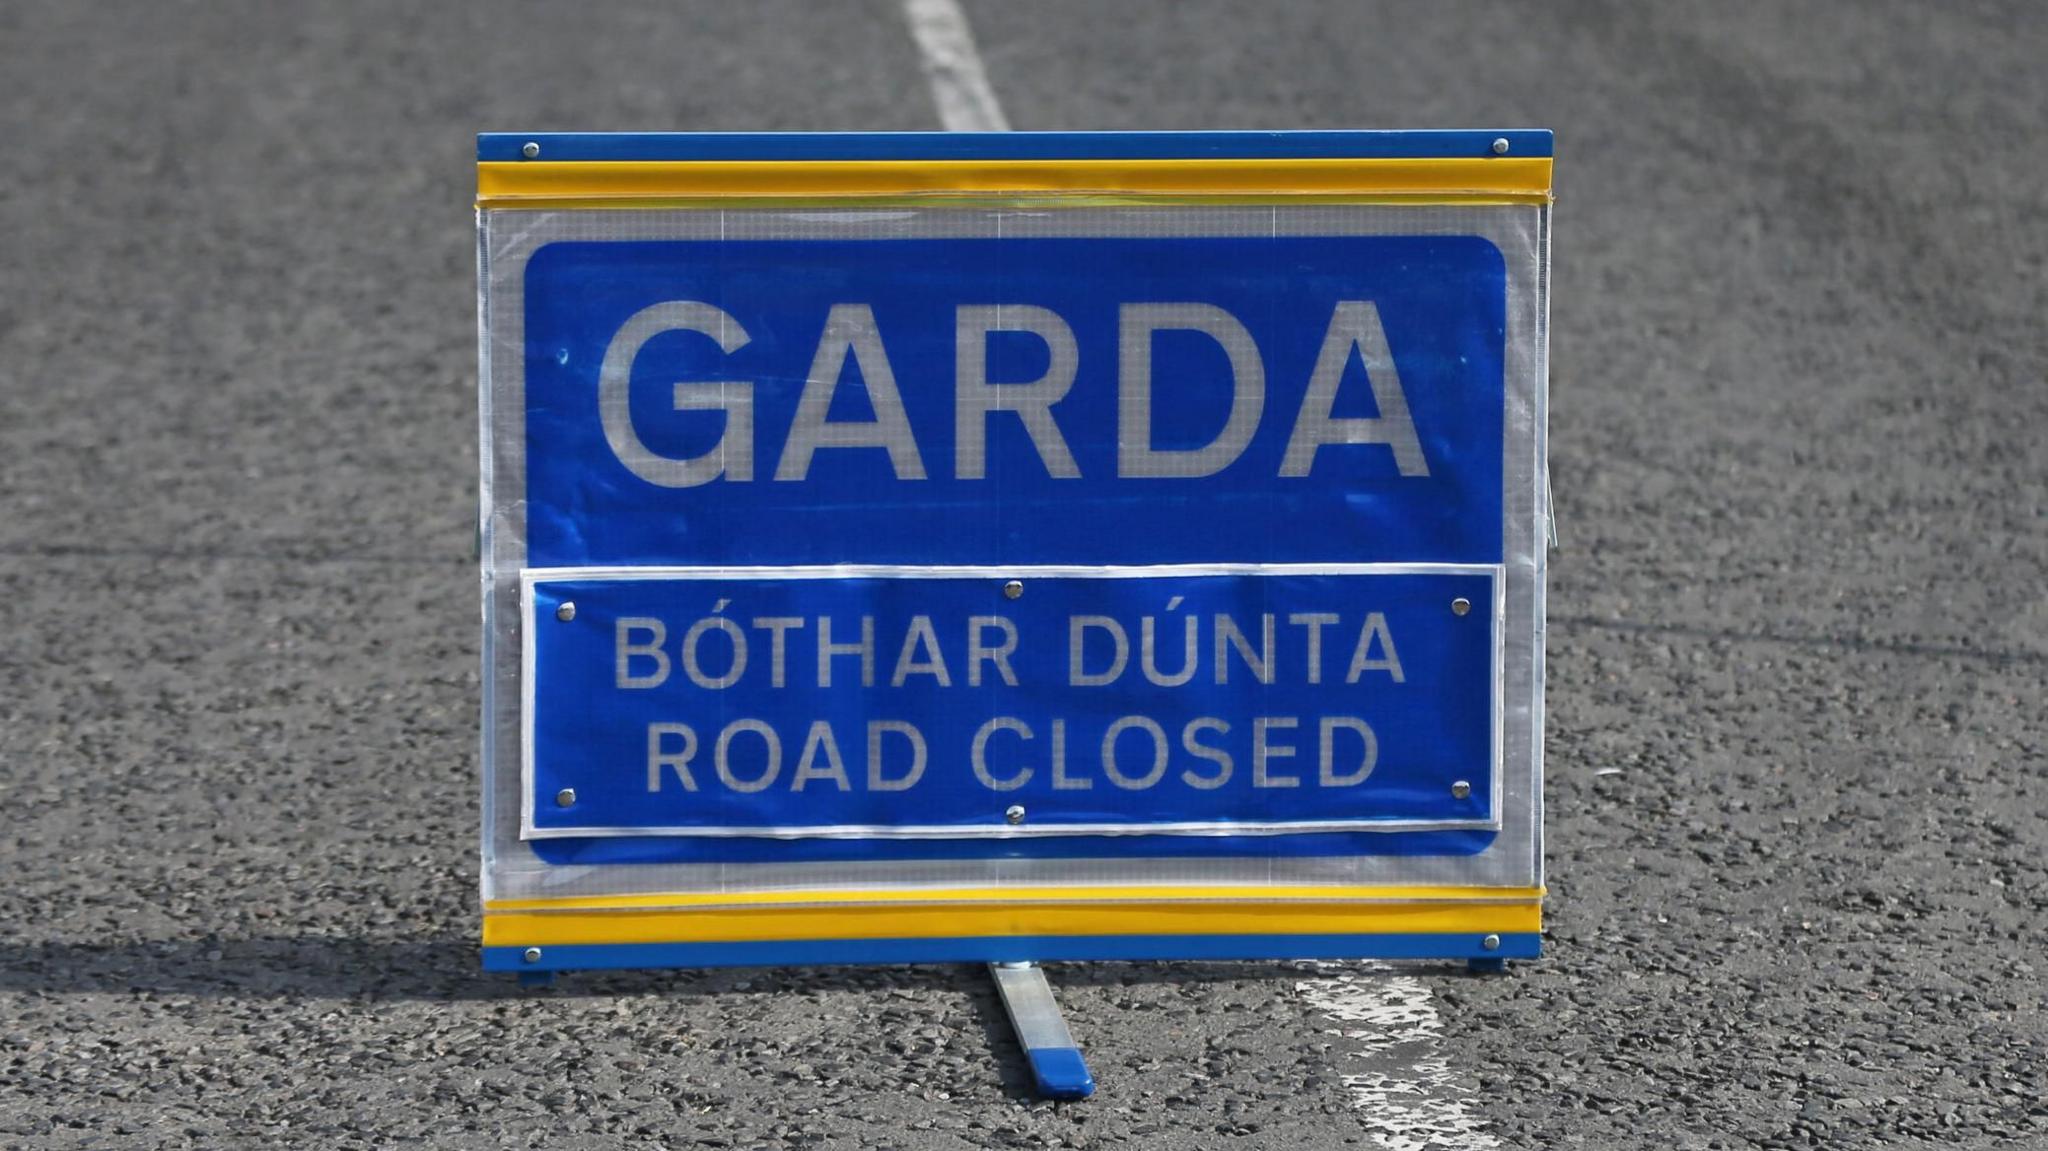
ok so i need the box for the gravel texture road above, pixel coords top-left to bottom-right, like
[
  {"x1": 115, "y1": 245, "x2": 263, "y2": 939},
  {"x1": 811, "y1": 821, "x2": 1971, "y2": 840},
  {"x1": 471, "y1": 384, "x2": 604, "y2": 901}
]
[{"x1": 1, "y1": 2, "x2": 2043, "y2": 1148}]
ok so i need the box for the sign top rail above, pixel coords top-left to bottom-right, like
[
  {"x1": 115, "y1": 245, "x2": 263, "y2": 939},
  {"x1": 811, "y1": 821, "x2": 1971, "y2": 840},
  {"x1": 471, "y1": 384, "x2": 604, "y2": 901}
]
[
  {"x1": 475, "y1": 132, "x2": 1553, "y2": 207},
  {"x1": 476, "y1": 130, "x2": 1554, "y2": 164}
]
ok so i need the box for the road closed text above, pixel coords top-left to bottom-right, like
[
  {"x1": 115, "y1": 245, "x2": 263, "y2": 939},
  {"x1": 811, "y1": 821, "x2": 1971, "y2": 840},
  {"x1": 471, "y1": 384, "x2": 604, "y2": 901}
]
[
  {"x1": 619, "y1": 607, "x2": 1410, "y2": 797},
  {"x1": 524, "y1": 569, "x2": 1500, "y2": 832}
]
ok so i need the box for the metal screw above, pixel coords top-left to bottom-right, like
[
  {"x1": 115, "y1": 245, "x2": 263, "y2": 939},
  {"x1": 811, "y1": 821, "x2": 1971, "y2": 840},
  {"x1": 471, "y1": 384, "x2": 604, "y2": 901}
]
[
  {"x1": 555, "y1": 788, "x2": 576, "y2": 807},
  {"x1": 523, "y1": 947, "x2": 543, "y2": 964},
  {"x1": 521, "y1": 141, "x2": 541, "y2": 159},
  {"x1": 1004, "y1": 804, "x2": 1026, "y2": 825},
  {"x1": 1451, "y1": 597, "x2": 1471, "y2": 616},
  {"x1": 1451, "y1": 780, "x2": 1472, "y2": 800},
  {"x1": 1491, "y1": 137, "x2": 1510, "y2": 155},
  {"x1": 1481, "y1": 934, "x2": 1501, "y2": 951},
  {"x1": 556, "y1": 601, "x2": 576, "y2": 622},
  {"x1": 1003, "y1": 580, "x2": 1024, "y2": 600}
]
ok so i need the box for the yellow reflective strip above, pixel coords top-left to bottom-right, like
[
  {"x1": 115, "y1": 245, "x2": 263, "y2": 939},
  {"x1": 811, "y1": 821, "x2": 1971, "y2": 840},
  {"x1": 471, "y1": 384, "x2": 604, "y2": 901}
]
[
  {"x1": 484, "y1": 885, "x2": 1544, "y2": 913},
  {"x1": 478, "y1": 193, "x2": 1547, "y2": 212},
  {"x1": 482, "y1": 900, "x2": 1542, "y2": 947},
  {"x1": 475, "y1": 157, "x2": 1552, "y2": 205}
]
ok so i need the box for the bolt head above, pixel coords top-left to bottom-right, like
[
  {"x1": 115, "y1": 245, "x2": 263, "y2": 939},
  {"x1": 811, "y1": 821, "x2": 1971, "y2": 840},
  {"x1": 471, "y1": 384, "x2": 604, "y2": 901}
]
[
  {"x1": 555, "y1": 788, "x2": 576, "y2": 808},
  {"x1": 1451, "y1": 597, "x2": 1471, "y2": 616},
  {"x1": 1451, "y1": 780, "x2": 1472, "y2": 800},
  {"x1": 521, "y1": 141, "x2": 541, "y2": 159},
  {"x1": 522, "y1": 947, "x2": 543, "y2": 964},
  {"x1": 1481, "y1": 934, "x2": 1501, "y2": 951},
  {"x1": 1491, "y1": 137, "x2": 1510, "y2": 155},
  {"x1": 1002, "y1": 580, "x2": 1024, "y2": 600},
  {"x1": 556, "y1": 601, "x2": 576, "y2": 622},
  {"x1": 1004, "y1": 804, "x2": 1026, "y2": 825}
]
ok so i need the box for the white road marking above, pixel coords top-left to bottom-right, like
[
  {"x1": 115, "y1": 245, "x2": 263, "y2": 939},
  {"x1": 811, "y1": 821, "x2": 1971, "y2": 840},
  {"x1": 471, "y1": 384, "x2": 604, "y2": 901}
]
[
  {"x1": 900, "y1": 0, "x2": 1012, "y2": 131},
  {"x1": 1297, "y1": 962, "x2": 1502, "y2": 1151}
]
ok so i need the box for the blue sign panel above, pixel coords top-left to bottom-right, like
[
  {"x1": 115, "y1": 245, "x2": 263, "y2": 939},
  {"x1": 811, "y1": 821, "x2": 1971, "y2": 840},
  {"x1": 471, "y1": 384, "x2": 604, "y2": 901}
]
[
  {"x1": 522, "y1": 234, "x2": 1506, "y2": 570},
  {"x1": 515, "y1": 226, "x2": 1518, "y2": 865},
  {"x1": 524, "y1": 566, "x2": 1499, "y2": 838}
]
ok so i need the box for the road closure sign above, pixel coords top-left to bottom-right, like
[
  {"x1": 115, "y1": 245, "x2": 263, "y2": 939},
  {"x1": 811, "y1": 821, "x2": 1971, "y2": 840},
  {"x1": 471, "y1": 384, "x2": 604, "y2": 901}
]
[{"x1": 476, "y1": 131, "x2": 1552, "y2": 973}]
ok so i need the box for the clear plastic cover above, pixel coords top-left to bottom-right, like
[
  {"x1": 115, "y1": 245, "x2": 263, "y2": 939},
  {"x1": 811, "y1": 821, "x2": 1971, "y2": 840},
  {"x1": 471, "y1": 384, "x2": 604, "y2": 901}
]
[{"x1": 479, "y1": 202, "x2": 1547, "y2": 906}]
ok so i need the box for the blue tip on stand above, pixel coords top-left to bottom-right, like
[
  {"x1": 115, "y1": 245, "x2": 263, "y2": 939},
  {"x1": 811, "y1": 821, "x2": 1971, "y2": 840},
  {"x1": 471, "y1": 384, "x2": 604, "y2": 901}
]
[{"x1": 1027, "y1": 1047, "x2": 1096, "y2": 1101}]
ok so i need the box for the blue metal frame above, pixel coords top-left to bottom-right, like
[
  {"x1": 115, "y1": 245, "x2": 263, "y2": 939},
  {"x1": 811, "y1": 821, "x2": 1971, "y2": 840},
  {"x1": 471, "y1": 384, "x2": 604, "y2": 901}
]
[
  {"x1": 478, "y1": 130, "x2": 1553, "y2": 163},
  {"x1": 485, "y1": 932, "x2": 1539, "y2": 973}
]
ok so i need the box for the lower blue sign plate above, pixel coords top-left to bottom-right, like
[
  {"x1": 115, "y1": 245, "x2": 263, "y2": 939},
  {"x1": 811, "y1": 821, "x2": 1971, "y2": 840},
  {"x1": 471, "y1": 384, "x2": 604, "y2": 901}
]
[{"x1": 522, "y1": 565, "x2": 1500, "y2": 839}]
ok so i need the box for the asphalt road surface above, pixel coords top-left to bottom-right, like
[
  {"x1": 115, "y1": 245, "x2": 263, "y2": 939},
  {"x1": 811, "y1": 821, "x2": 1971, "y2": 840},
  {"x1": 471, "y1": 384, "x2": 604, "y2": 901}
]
[{"x1": 3, "y1": 2, "x2": 2044, "y2": 1148}]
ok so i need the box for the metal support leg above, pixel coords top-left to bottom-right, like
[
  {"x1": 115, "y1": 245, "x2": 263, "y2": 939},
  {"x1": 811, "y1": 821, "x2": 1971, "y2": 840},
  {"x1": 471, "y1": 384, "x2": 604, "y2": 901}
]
[
  {"x1": 989, "y1": 962, "x2": 1094, "y2": 1100},
  {"x1": 517, "y1": 970, "x2": 557, "y2": 987},
  {"x1": 1467, "y1": 957, "x2": 1508, "y2": 974}
]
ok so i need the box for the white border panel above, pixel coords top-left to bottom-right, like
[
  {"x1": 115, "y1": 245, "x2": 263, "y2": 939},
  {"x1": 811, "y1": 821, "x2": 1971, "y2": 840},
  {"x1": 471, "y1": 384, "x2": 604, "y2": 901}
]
[{"x1": 479, "y1": 203, "x2": 1548, "y2": 902}]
